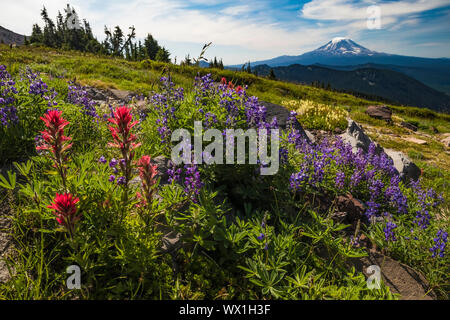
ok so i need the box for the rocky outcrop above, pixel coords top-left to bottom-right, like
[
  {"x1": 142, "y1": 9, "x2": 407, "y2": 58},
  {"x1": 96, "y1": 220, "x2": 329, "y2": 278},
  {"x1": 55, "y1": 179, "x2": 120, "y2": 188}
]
[
  {"x1": 384, "y1": 149, "x2": 421, "y2": 182},
  {"x1": 400, "y1": 121, "x2": 418, "y2": 132},
  {"x1": 340, "y1": 119, "x2": 377, "y2": 153},
  {"x1": 349, "y1": 252, "x2": 436, "y2": 300},
  {"x1": 339, "y1": 119, "x2": 420, "y2": 182},
  {"x1": 366, "y1": 105, "x2": 392, "y2": 122},
  {"x1": 259, "y1": 100, "x2": 310, "y2": 141}
]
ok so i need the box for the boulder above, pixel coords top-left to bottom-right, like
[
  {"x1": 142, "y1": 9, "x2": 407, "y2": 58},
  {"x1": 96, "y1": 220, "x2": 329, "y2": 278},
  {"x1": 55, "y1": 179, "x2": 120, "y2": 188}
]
[
  {"x1": 348, "y1": 252, "x2": 436, "y2": 300},
  {"x1": 259, "y1": 100, "x2": 310, "y2": 141},
  {"x1": 384, "y1": 148, "x2": 421, "y2": 182},
  {"x1": 441, "y1": 136, "x2": 450, "y2": 148},
  {"x1": 400, "y1": 121, "x2": 418, "y2": 132},
  {"x1": 366, "y1": 105, "x2": 392, "y2": 122},
  {"x1": 340, "y1": 119, "x2": 376, "y2": 153},
  {"x1": 333, "y1": 193, "x2": 365, "y2": 223},
  {"x1": 109, "y1": 89, "x2": 134, "y2": 103},
  {"x1": 304, "y1": 130, "x2": 316, "y2": 144}
]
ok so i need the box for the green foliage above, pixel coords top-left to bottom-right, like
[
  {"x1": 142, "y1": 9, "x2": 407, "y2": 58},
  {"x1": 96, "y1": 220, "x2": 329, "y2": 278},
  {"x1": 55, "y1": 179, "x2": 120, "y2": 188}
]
[{"x1": 0, "y1": 46, "x2": 448, "y2": 301}]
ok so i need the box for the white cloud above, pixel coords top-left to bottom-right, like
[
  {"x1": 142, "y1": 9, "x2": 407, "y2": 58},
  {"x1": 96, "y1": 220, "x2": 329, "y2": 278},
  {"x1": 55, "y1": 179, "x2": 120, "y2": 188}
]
[
  {"x1": 221, "y1": 5, "x2": 252, "y2": 16},
  {"x1": 0, "y1": 0, "x2": 448, "y2": 63},
  {"x1": 301, "y1": 0, "x2": 450, "y2": 21}
]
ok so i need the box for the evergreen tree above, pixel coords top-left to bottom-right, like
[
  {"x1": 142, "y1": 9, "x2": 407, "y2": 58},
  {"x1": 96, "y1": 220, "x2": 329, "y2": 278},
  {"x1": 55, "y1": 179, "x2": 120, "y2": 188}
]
[
  {"x1": 268, "y1": 68, "x2": 276, "y2": 80},
  {"x1": 144, "y1": 34, "x2": 159, "y2": 60},
  {"x1": 246, "y1": 61, "x2": 252, "y2": 74},
  {"x1": 155, "y1": 47, "x2": 171, "y2": 63},
  {"x1": 30, "y1": 24, "x2": 43, "y2": 44}
]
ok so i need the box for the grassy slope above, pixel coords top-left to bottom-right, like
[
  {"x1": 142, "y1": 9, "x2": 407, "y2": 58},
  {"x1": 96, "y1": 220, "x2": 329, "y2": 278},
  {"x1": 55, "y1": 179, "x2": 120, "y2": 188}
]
[{"x1": 1, "y1": 44, "x2": 449, "y2": 204}]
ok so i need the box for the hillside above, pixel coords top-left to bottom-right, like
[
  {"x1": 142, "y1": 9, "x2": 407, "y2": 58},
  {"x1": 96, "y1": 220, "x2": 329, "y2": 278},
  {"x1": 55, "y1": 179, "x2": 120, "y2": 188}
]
[
  {"x1": 0, "y1": 44, "x2": 449, "y2": 301},
  {"x1": 317, "y1": 63, "x2": 450, "y2": 96},
  {"x1": 253, "y1": 63, "x2": 450, "y2": 112},
  {"x1": 0, "y1": 26, "x2": 25, "y2": 45}
]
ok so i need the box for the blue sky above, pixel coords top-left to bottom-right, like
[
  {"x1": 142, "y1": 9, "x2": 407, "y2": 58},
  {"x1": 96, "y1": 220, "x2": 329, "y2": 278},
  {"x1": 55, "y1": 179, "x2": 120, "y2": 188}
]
[{"x1": 1, "y1": 0, "x2": 449, "y2": 64}]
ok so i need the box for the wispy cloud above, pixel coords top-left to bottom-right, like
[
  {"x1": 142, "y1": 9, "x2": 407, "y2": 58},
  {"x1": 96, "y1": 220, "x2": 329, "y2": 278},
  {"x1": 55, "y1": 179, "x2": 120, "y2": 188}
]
[{"x1": 0, "y1": 0, "x2": 449, "y2": 63}]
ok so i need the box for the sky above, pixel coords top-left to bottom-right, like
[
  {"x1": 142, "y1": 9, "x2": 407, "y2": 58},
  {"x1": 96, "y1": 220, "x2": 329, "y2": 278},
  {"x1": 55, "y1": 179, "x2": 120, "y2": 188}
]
[{"x1": 1, "y1": 0, "x2": 449, "y2": 64}]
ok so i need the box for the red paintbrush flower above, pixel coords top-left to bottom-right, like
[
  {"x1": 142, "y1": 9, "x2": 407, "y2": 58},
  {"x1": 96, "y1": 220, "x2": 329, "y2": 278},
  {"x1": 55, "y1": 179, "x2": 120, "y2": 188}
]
[
  {"x1": 228, "y1": 81, "x2": 234, "y2": 89},
  {"x1": 37, "y1": 110, "x2": 72, "y2": 155},
  {"x1": 136, "y1": 155, "x2": 158, "y2": 208},
  {"x1": 220, "y1": 77, "x2": 227, "y2": 85},
  {"x1": 48, "y1": 193, "x2": 81, "y2": 236},
  {"x1": 37, "y1": 110, "x2": 72, "y2": 190},
  {"x1": 235, "y1": 85, "x2": 243, "y2": 93}
]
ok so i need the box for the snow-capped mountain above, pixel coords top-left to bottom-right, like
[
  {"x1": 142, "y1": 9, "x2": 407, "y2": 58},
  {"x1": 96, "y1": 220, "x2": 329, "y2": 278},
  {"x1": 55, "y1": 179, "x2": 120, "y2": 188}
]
[
  {"x1": 228, "y1": 38, "x2": 450, "y2": 94},
  {"x1": 314, "y1": 37, "x2": 378, "y2": 56},
  {"x1": 228, "y1": 38, "x2": 450, "y2": 69}
]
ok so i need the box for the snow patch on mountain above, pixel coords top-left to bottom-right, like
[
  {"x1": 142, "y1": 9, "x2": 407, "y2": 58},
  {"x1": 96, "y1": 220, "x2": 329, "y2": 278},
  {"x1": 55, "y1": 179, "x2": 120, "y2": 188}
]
[{"x1": 316, "y1": 38, "x2": 376, "y2": 56}]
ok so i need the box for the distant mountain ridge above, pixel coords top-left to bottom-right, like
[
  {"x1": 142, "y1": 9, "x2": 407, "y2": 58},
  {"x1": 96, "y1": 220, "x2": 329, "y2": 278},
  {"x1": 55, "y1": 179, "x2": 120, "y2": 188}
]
[
  {"x1": 229, "y1": 38, "x2": 450, "y2": 95},
  {"x1": 0, "y1": 26, "x2": 25, "y2": 45},
  {"x1": 253, "y1": 63, "x2": 450, "y2": 112}
]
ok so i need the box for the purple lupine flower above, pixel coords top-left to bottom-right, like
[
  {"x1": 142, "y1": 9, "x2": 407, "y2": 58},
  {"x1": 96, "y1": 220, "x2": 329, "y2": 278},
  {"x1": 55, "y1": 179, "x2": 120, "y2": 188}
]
[
  {"x1": 67, "y1": 82, "x2": 98, "y2": 118},
  {"x1": 204, "y1": 112, "x2": 218, "y2": 128},
  {"x1": 279, "y1": 148, "x2": 288, "y2": 164},
  {"x1": 335, "y1": 171, "x2": 345, "y2": 189},
  {"x1": 98, "y1": 156, "x2": 107, "y2": 164},
  {"x1": 117, "y1": 176, "x2": 126, "y2": 185},
  {"x1": 108, "y1": 175, "x2": 116, "y2": 182},
  {"x1": 168, "y1": 161, "x2": 182, "y2": 184},
  {"x1": 0, "y1": 65, "x2": 19, "y2": 127},
  {"x1": 109, "y1": 158, "x2": 118, "y2": 168},
  {"x1": 183, "y1": 163, "x2": 203, "y2": 202},
  {"x1": 290, "y1": 167, "x2": 309, "y2": 191},
  {"x1": 430, "y1": 229, "x2": 448, "y2": 258},
  {"x1": 384, "y1": 222, "x2": 397, "y2": 242},
  {"x1": 257, "y1": 233, "x2": 265, "y2": 241}
]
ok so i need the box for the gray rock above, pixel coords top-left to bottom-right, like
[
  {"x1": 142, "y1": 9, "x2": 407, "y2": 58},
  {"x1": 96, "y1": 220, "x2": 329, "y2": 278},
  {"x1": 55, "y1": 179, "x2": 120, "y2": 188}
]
[
  {"x1": 259, "y1": 100, "x2": 310, "y2": 141},
  {"x1": 366, "y1": 105, "x2": 392, "y2": 122},
  {"x1": 304, "y1": 130, "x2": 316, "y2": 144},
  {"x1": 340, "y1": 119, "x2": 374, "y2": 153},
  {"x1": 130, "y1": 155, "x2": 172, "y2": 187},
  {"x1": 384, "y1": 148, "x2": 421, "y2": 182},
  {"x1": 400, "y1": 121, "x2": 418, "y2": 132}
]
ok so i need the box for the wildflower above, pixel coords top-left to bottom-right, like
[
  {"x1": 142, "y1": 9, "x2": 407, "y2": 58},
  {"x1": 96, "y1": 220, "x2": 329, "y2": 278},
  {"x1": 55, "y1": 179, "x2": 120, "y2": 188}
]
[
  {"x1": 108, "y1": 106, "x2": 141, "y2": 189},
  {"x1": 257, "y1": 233, "x2": 265, "y2": 241},
  {"x1": 48, "y1": 193, "x2": 80, "y2": 237},
  {"x1": 98, "y1": 156, "x2": 107, "y2": 164},
  {"x1": 137, "y1": 155, "x2": 158, "y2": 207},
  {"x1": 384, "y1": 222, "x2": 397, "y2": 242},
  {"x1": 109, "y1": 175, "x2": 116, "y2": 182},
  {"x1": 37, "y1": 110, "x2": 72, "y2": 189},
  {"x1": 109, "y1": 158, "x2": 118, "y2": 168},
  {"x1": 183, "y1": 163, "x2": 203, "y2": 202},
  {"x1": 335, "y1": 171, "x2": 345, "y2": 189},
  {"x1": 117, "y1": 176, "x2": 126, "y2": 185},
  {"x1": 430, "y1": 229, "x2": 447, "y2": 258},
  {"x1": 67, "y1": 82, "x2": 98, "y2": 118},
  {"x1": 168, "y1": 161, "x2": 182, "y2": 184}
]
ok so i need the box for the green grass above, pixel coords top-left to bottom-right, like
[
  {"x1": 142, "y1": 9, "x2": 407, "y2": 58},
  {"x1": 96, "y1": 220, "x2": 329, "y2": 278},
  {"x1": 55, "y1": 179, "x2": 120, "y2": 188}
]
[{"x1": 0, "y1": 44, "x2": 449, "y2": 300}]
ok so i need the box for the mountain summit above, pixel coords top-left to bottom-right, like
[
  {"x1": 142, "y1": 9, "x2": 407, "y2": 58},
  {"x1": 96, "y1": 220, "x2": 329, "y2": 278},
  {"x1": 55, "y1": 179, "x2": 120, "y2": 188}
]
[
  {"x1": 229, "y1": 38, "x2": 450, "y2": 95},
  {"x1": 314, "y1": 37, "x2": 378, "y2": 56}
]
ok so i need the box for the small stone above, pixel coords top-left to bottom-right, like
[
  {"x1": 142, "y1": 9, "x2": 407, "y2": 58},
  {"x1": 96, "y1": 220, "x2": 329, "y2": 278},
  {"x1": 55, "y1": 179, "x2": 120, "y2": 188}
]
[
  {"x1": 441, "y1": 136, "x2": 450, "y2": 148},
  {"x1": 366, "y1": 105, "x2": 392, "y2": 122},
  {"x1": 404, "y1": 137, "x2": 427, "y2": 145},
  {"x1": 400, "y1": 121, "x2": 418, "y2": 132}
]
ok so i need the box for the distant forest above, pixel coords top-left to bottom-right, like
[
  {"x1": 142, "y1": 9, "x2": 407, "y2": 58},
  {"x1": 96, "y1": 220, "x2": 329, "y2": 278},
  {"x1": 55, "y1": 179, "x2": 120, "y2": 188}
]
[{"x1": 27, "y1": 4, "x2": 227, "y2": 68}]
